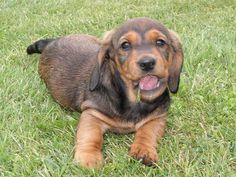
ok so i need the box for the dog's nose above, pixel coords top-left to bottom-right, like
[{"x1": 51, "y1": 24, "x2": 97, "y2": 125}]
[{"x1": 138, "y1": 57, "x2": 156, "y2": 72}]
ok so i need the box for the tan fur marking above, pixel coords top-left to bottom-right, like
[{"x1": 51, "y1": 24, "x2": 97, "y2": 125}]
[
  {"x1": 129, "y1": 115, "x2": 167, "y2": 166},
  {"x1": 118, "y1": 31, "x2": 141, "y2": 46},
  {"x1": 74, "y1": 110, "x2": 108, "y2": 168},
  {"x1": 144, "y1": 29, "x2": 167, "y2": 42}
]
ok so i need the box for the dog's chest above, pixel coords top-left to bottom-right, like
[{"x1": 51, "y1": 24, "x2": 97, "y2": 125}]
[{"x1": 115, "y1": 91, "x2": 170, "y2": 122}]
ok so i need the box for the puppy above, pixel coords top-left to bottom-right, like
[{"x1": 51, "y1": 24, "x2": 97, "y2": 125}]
[{"x1": 26, "y1": 17, "x2": 183, "y2": 168}]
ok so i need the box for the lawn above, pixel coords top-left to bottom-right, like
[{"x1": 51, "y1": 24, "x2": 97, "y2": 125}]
[{"x1": 0, "y1": 0, "x2": 236, "y2": 176}]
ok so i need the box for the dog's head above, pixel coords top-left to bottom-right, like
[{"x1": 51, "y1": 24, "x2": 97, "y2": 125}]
[{"x1": 90, "y1": 17, "x2": 183, "y2": 102}]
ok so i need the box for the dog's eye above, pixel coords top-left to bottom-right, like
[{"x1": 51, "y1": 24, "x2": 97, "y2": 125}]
[
  {"x1": 156, "y1": 39, "x2": 166, "y2": 47},
  {"x1": 121, "y1": 42, "x2": 131, "y2": 50}
]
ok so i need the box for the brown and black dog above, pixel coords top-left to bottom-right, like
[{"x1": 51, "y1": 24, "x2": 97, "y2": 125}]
[{"x1": 27, "y1": 17, "x2": 183, "y2": 168}]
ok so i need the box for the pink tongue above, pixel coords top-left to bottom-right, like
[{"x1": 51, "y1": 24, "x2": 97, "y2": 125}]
[{"x1": 139, "y1": 76, "x2": 158, "y2": 91}]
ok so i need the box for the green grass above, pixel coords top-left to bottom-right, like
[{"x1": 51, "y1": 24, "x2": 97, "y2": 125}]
[{"x1": 0, "y1": 0, "x2": 236, "y2": 176}]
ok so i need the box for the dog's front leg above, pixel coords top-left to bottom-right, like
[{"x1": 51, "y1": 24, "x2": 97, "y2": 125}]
[
  {"x1": 129, "y1": 116, "x2": 166, "y2": 166},
  {"x1": 74, "y1": 109, "x2": 107, "y2": 168}
]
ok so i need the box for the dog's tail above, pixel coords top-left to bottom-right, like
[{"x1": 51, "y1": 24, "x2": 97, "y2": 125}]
[{"x1": 26, "y1": 38, "x2": 55, "y2": 55}]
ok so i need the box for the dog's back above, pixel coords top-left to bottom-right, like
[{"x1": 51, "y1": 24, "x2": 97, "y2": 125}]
[{"x1": 27, "y1": 35, "x2": 101, "y2": 110}]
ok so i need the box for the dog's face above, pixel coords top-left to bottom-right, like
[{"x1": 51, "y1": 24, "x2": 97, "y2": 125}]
[{"x1": 91, "y1": 17, "x2": 183, "y2": 102}]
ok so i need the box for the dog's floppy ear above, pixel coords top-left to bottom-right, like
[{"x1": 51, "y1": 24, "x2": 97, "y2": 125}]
[
  {"x1": 168, "y1": 30, "x2": 184, "y2": 93},
  {"x1": 89, "y1": 30, "x2": 115, "y2": 91}
]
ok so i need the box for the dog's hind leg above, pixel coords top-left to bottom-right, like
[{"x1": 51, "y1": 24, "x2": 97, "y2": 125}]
[{"x1": 26, "y1": 38, "x2": 55, "y2": 55}]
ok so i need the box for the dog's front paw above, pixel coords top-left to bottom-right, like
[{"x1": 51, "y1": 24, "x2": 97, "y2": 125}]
[
  {"x1": 128, "y1": 143, "x2": 158, "y2": 166},
  {"x1": 74, "y1": 150, "x2": 103, "y2": 168}
]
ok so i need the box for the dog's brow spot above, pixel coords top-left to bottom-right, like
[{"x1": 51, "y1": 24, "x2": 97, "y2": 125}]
[
  {"x1": 119, "y1": 31, "x2": 141, "y2": 45},
  {"x1": 144, "y1": 30, "x2": 166, "y2": 42}
]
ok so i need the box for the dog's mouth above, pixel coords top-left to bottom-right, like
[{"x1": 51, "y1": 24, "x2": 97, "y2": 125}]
[
  {"x1": 139, "y1": 75, "x2": 160, "y2": 91},
  {"x1": 133, "y1": 75, "x2": 166, "y2": 102},
  {"x1": 134, "y1": 75, "x2": 161, "y2": 91}
]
